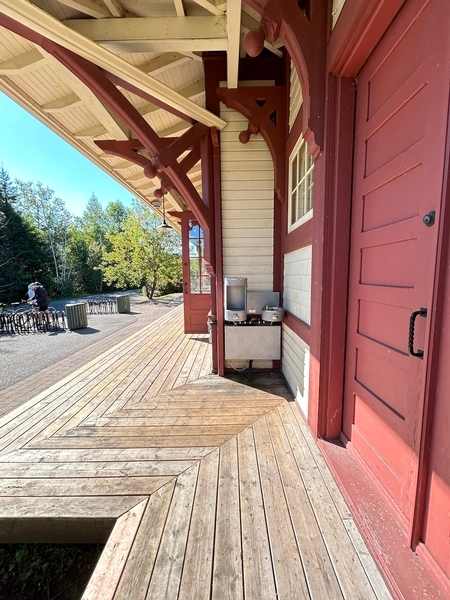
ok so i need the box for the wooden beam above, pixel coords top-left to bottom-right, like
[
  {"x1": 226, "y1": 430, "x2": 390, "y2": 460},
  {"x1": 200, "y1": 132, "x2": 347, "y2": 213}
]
[
  {"x1": 41, "y1": 48, "x2": 130, "y2": 140},
  {"x1": 74, "y1": 124, "x2": 107, "y2": 138},
  {"x1": 139, "y1": 52, "x2": 190, "y2": 75},
  {"x1": 111, "y1": 160, "x2": 135, "y2": 171},
  {"x1": 0, "y1": 48, "x2": 45, "y2": 73},
  {"x1": 180, "y1": 51, "x2": 203, "y2": 62},
  {"x1": 0, "y1": 1, "x2": 227, "y2": 129},
  {"x1": 62, "y1": 16, "x2": 228, "y2": 53},
  {"x1": 103, "y1": 0, "x2": 124, "y2": 18},
  {"x1": 159, "y1": 122, "x2": 190, "y2": 138},
  {"x1": 227, "y1": 0, "x2": 242, "y2": 88},
  {"x1": 57, "y1": 0, "x2": 111, "y2": 19},
  {"x1": 138, "y1": 79, "x2": 204, "y2": 117},
  {"x1": 173, "y1": 0, "x2": 185, "y2": 17},
  {"x1": 190, "y1": 0, "x2": 224, "y2": 16},
  {"x1": 41, "y1": 92, "x2": 82, "y2": 112}
]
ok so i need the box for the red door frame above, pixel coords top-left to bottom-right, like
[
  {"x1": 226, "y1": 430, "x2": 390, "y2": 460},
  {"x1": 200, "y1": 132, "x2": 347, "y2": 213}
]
[
  {"x1": 319, "y1": 2, "x2": 450, "y2": 596},
  {"x1": 318, "y1": 0, "x2": 411, "y2": 440}
]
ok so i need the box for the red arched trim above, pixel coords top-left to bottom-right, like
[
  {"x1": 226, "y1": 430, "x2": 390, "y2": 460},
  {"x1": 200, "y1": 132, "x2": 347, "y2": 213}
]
[{"x1": 244, "y1": 0, "x2": 327, "y2": 155}]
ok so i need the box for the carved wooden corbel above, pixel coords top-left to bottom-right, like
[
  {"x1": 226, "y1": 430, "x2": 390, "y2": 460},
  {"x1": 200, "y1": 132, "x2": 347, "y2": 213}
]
[{"x1": 219, "y1": 86, "x2": 286, "y2": 202}]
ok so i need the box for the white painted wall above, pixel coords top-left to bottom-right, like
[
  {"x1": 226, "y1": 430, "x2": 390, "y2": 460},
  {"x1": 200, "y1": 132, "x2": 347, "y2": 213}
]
[
  {"x1": 283, "y1": 246, "x2": 312, "y2": 325},
  {"x1": 289, "y1": 60, "x2": 302, "y2": 131},
  {"x1": 220, "y1": 104, "x2": 274, "y2": 291},
  {"x1": 282, "y1": 324, "x2": 310, "y2": 417}
]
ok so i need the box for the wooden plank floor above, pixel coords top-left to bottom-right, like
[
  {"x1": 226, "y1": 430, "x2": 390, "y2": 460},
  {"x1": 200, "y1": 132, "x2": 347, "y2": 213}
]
[{"x1": 0, "y1": 305, "x2": 393, "y2": 600}]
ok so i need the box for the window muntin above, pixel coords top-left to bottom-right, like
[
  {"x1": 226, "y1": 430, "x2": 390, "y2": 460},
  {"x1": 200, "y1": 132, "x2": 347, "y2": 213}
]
[
  {"x1": 189, "y1": 224, "x2": 210, "y2": 294},
  {"x1": 289, "y1": 138, "x2": 314, "y2": 230}
]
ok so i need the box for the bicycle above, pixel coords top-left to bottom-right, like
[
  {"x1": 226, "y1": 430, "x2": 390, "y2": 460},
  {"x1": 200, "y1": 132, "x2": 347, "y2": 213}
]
[
  {"x1": 24, "y1": 302, "x2": 66, "y2": 332},
  {"x1": 0, "y1": 301, "x2": 66, "y2": 334},
  {"x1": 0, "y1": 302, "x2": 25, "y2": 334}
]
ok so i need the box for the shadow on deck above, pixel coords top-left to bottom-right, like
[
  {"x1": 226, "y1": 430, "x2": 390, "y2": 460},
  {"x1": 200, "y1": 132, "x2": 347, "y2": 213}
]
[{"x1": 0, "y1": 305, "x2": 392, "y2": 600}]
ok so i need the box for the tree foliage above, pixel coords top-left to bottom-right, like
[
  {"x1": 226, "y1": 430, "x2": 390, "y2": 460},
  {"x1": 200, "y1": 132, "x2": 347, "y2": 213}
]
[
  {"x1": 0, "y1": 167, "x2": 182, "y2": 303},
  {"x1": 102, "y1": 200, "x2": 181, "y2": 299},
  {"x1": 14, "y1": 180, "x2": 73, "y2": 295},
  {"x1": 0, "y1": 168, "x2": 48, "y2": 302}
]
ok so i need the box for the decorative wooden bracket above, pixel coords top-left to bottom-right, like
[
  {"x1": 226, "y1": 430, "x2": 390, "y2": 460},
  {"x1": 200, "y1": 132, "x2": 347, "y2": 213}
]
[
  {"x1": 0, "y1": 13, "x2": 212, "y2": 233},
  {"x1": 243, "y1": 0, "x2": 326, "y2": 155},
  {"x1": 219, "y1": 86, "x2": 286, "y2": 202}
]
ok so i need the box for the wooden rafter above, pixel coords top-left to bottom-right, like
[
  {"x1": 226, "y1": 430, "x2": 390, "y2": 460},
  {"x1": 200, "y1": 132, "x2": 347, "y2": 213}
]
[
  {"x1": 227, "y1": 0, "x2": 242, "y2": 88},
  {"x1": 40, "y1": 47, "x2": 130, "y2": 140},
  {"x1": 190, "y1": 0, "x2": 224, "y2": 16},
  {"x1": 0, "y1": 0, "x2": 226, "y2": 129},
  {"x1": 57, "y1": 0, "x2": 112, "y2": 19},
  {"x1": 103, "y1": 0, "x2": 124, "y2": 18},
  {"x1": 138, "y1": 53, "x2": 190, "y2": 75},
  {"x1": 0, "y1": 48, "x2": 45, "y2": 73},
  {"x1": 62, "y1": 16, "x2": 228, "y2": 53},
  {"x1": 136, "y1": 80, "x2": 204, "y2": 118}
]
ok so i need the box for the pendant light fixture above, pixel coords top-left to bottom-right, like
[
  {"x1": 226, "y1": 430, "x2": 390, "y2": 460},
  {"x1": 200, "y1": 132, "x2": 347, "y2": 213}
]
[{"x1": 155, "y1": 188, "x2": 172, "y2": 231}]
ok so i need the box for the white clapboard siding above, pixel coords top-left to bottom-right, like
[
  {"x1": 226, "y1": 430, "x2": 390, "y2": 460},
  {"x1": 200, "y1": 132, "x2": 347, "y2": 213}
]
[
  {"x1": 282, "y1": 324, "x2": 310, "y2": 418},
  {"x1": 220, "y1": 104, "x2": 274, "y2": 292},
  {"x1": 289, "y1": 60, "x2": 303, "y2": 131},
  {"x1": 283, "y1": 246, "x2": 312, "y2": 325}
]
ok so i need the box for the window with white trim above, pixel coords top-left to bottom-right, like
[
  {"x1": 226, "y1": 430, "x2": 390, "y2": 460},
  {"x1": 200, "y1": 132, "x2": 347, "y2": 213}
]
[{"x1": 289, "y1": 138, "x2": 314, "y2": 230}]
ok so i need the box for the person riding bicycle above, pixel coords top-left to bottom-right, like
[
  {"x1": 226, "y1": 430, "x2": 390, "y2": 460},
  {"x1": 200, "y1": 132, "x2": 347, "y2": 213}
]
[{"x1": 29, "y1": 282, "x2": 50, "y2": 326}]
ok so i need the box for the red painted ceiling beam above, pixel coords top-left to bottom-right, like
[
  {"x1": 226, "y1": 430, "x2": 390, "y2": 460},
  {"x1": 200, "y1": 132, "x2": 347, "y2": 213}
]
[{"x1": 0, "y1": 12, "x2": 211, "y2": 231}]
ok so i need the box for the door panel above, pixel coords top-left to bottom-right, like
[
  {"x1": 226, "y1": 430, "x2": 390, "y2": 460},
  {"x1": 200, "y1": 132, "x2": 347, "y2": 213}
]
[
  {"x1": 422, "y1": 218, "x2": 450, "y2": 581},
  {"x1": 181, "y1": 221, "x2": 210, "y2": 334},
  {"x1": 344, "y1": 0, "x2": 450, "y2": 522}
]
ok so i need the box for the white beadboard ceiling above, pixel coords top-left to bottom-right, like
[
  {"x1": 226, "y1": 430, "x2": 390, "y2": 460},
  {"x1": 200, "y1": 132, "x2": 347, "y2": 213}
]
[{"x1": 0, "y1": 0, "x2": 283, "y2": 227}]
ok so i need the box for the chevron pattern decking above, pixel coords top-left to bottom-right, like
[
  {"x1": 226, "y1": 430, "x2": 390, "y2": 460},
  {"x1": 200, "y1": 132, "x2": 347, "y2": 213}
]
[{"x1": 0, "y1": 306, "x2": 392, "y2": 600}]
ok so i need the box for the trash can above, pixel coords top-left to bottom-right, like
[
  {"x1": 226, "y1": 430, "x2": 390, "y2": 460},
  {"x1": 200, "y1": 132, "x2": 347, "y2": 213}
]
[
  {"x1": 65, "y1": 302, "x2": 88, "y2": 330},
  {"x1": 116, "y1": 295, "x2": 130, "y2": 313}
]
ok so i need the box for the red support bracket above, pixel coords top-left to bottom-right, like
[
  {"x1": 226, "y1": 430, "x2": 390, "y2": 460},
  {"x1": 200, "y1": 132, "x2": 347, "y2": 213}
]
[{"x1": 219, "y1": 86, "x2": 287, "y2": 202}]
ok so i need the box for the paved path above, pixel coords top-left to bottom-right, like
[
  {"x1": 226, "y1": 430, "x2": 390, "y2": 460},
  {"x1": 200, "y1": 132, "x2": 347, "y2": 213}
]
[{"x1": 0, "y1": 293, "x2": 183, "y2": 418}]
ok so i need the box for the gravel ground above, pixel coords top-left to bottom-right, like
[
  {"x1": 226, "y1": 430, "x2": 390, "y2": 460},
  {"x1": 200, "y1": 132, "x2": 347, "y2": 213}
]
[{"x1": 0, "y1": 292, "x2": 183, "y2": 392}]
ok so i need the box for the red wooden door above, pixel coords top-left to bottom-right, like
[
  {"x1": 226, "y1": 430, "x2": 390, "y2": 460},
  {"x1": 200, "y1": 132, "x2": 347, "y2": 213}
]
[
  {"x1": 343, "y1": 0, "x2": 450, "y2": 525},
  {"x1": 421, "y1": 253, "x2": 450, "y2": 585},
  {"x1": 181, "y1": 219, "x2": 210, "y2": 334}
]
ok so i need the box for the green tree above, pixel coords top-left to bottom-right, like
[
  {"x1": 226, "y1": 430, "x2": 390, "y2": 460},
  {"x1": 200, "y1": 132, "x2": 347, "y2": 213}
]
[
  {"x1": 14, "y1": 180, "x2": 73, "y2": 295},
  {"x1": 68, "y1": 197, "x2": 129, "y2": 294},
  {"x1": 102, "y1": 199, "x2": 181, "y2": 298},
  {"x1": 104, "y1": 199, "x2": 129, "y2": 236},
  {"x1": 0, "y1": 168, "x2": 48, "y2": 302}
]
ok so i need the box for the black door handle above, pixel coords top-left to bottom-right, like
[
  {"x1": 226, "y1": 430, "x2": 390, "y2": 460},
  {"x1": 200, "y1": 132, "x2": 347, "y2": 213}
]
[{"x1": 408, "y1": 307, "x2": 427, "y2": 358}]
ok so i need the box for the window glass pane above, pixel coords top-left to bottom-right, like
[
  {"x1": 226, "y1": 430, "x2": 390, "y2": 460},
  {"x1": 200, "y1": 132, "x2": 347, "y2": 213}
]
[
  {"x1": 189, "y1": 224, "x2": 200, "y2": 238},
  {"x1": 190, "y1": 257, "x2": 200, "y2": 276},
  {"x1": 189, "y1": 241, "x2": 199, "y2": 258},
  {"x1": 289, "y1": 139, "x2": 314, "y2": 227},
  {"x1": 291, "y1": 154, "x2": 298, "y2": 188},
  {"x1": 190, "y1": 275, "x2": 200, "y2": 294},
  {"x1": 201, "y1": 275, "x2": 211, "y2": 293}
]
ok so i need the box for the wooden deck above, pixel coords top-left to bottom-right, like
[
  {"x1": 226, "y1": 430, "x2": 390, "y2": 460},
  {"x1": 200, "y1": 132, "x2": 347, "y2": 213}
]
[{"x1": 0, "y1": 306, "x2": 393, "y2": 600}]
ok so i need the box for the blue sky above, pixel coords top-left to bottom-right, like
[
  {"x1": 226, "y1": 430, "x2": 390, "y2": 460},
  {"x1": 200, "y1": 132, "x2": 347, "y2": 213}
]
[{"x1": 0, "y1": 91, "x2": 134, "y2": 217}]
